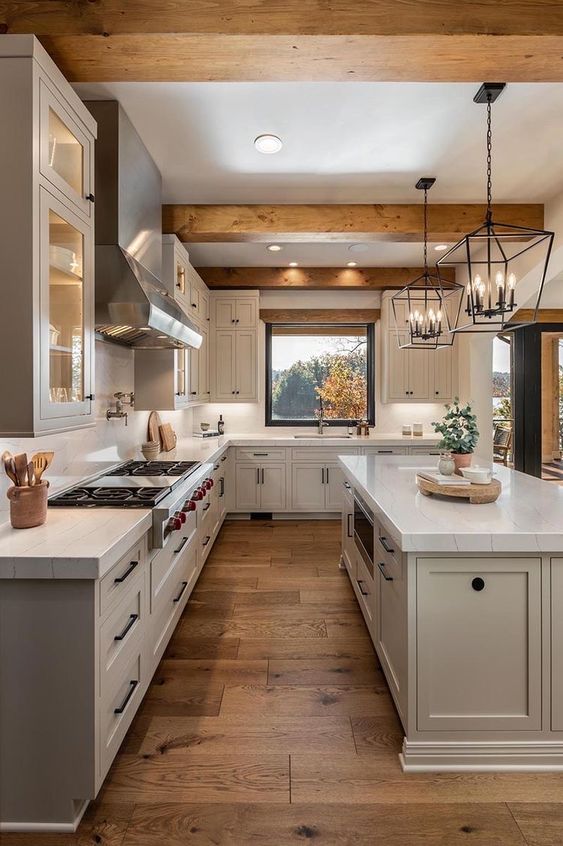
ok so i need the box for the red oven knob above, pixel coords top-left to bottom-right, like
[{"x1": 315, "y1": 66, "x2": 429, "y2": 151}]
[
  {"x1": 191, "y1": 489, "x2": 203, "y2": 501},
  {"x1": 183, "y1": 499, "x2": 196, "y2": 512},
  {"x1": 175, "y1": 510, "x2": 186, "y2": 524},
  {"x1": 205, "y1": 478, "x2": 214, "y2": 489},
  {"x1": 167, "y1": 516, "x2": 182, "y2": 532}
]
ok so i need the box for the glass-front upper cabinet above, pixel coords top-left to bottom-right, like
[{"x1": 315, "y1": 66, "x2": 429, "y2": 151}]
[
  {"x1": 39, "y1": 79, "x2": 94, "y2": 219},
  {"x1": 40, "y1": 188, "x2": 93, "y2": 421}
]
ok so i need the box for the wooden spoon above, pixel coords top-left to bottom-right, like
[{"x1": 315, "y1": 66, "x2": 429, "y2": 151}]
[
  {"x1": 1, "y1": 451, "x2": 17, "y2": 485},
  {"x1": 27, "y1": 461, "x2": 35, "y2": 487},
  {"x1": 31, "y1": 451, "x2": 54, "y2": 484},
  {"x1": 14, "y1": 453, "x2": 28, "y2": 487}
]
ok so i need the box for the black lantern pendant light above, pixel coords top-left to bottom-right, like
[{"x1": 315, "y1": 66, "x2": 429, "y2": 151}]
[
  {"x1": 437, "y1": 82, "x2": 554, "y2": 333},
  {"x1": 391, "y1": 178, "x2": 463, "y2": 350}
]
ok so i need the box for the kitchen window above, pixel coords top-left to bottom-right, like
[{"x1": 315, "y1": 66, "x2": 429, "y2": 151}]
[{"x1": 265, "y1": 323, "x2": 375, "y2": 426}]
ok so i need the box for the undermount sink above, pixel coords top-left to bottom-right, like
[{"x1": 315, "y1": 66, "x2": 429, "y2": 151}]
[{"x1": 293, "y1": 434, "x2": 354, "y2": 439}]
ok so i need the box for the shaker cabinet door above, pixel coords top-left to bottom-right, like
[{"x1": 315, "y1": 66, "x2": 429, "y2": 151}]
[
  {"x1": 214, "y1": 330, "x2": 237, "y2": 399},
  {"x1": 235, "y1": 465, "x2": 261, "y2": 511},
  {"x1": 235, "y1": 331, "x2": 257, "y2": 400},
  {"x1": 416, "y1": 557, "x2": 541, "y2": 731}
]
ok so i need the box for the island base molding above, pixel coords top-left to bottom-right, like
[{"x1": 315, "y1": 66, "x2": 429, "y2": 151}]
[
  {"x1": 401, "y1": 740, "x2": 563, "y2": 772},
  {"x1": 0, "y1": 801, "x2": 89, "y2": 834}
]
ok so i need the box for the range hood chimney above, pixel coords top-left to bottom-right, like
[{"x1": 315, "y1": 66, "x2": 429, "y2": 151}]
[{"x1": 85, "y1": 100, "x2": 202, "y2": 350}]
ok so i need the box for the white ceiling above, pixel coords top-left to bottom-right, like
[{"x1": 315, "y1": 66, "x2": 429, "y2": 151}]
[
  {"x1": 75, "y1": 80, "x2": 563, "y2": 269},
  {"x1": 75, "y1": 81, "x2": 563, "y2": 206},
  {"x1": 186, "y1": 241, "x2": 445, "y2": 267}
]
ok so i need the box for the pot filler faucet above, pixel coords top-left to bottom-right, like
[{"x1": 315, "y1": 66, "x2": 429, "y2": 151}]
[
  {"x1": 317, "y1": 397, "x2": 330, "y2": 434},
  {"x1": 106, "y1": 391, "x2": 135, "y2": 426}
]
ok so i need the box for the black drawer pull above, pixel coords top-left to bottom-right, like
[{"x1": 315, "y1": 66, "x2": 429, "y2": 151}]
[
  {"x1": 173, "y1": 536, "x2": 189, "y2": 554},
  {"x1": 253, "y1": 453, "x2": 268, "y2": 456},
  {"x1": 202, "y1": 535, "x2": 211, "y2": 546},
  {"x1": 114, "y1": 560, "x2": 138, "y2": 584},
  {"x1": 357, "y1": 579, "x2": 369, "y2": 596},
  {"x1": 114, "y1": 679, "x2": 138, "y2": 714},
  {"x1": 214, "y1": 464, "x2": 220, "y2": 470},
  {"x1": 86, "y1": 193, "x2": 95, "y2": 203},
  {"x1": 378, "y1": 449, "x2": 393, "y2": 454},
  {"x1": 173, "y1": 581, "x2": 188, "y2": 603},
  {"x1": 344, "y1": 481, "x2": 351, "y2": 489},
  {"x1": 221, "y1": 455, "x2": 227, "y2": 462},
  {"x1": 219, "y1": 478, "x2": 225, "y2": 497},
  {"x1": 472, "y1": 577, "x2": 485, "y2": 592},
  {"x1": 347, "y1": 513, "x2": 353, "y2": 538},
  {"x1": 114, "y1": 613, "x2": 139, "y2": 641},
  {"x1": 377, "y1": 561, "x2": 393, "y2": 581},
  {"x1": 203, "y1": 502, "x2": 210, "y2": 511},
  {"x1": 379, "y1": 536, "x2": 395, "y2": 554}
]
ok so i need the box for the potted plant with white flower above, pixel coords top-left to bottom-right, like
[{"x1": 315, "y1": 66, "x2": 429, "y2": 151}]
[{"x1": 432, "y1": 398, "x2": 479, "y2": 472}]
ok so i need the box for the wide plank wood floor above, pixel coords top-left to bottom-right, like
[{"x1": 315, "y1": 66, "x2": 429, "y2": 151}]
[{"x1": 5, "y1": 519, "x2": 563, "y2": 845}]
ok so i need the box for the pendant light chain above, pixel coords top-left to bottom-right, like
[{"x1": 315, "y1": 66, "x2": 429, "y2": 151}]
[
  {"x1": 486, "y1": 96, "x2": 493, "y2": 222},
  {"x1": 423, "y1": 186, "x2": 428, "y2": 273}
]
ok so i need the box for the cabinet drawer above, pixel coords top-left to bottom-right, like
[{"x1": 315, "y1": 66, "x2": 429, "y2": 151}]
[
  {"x1": 374, "y1": 521, "x2": 402, "y2": 567},
  {"x1": 354, "y1": 554, "x2": 375, "y2": 632},
  {"x1": 151, "y1": 514, "x2": 197, "y2": 611},
  {"x1": 291, "y1": 447, "x2": 360, "y2": 461},
  {"x1": 99, "y1": 535, "x2": 146, "y2": 616},
  {"x1": 409, "y1": 445, "x2": 441, "y2": 455},
  {"x1": 149, "y1": 543, "x2": 198, "y2": 669},
  {"x1": 99, "y1": 577, "x2": 145, "y2": 695},
  {"x1": 416, "y1": 557, "x2": 541, "y2": 732},
  {"x1": 363, "y1": 447, "x2": 408, "y2": 455},
  {"x1": 236, "y1": 447, "x2": 287, "y2": 461},
  {"x1": 99, "y1": 650, "x2": 145, "y2": 781}
]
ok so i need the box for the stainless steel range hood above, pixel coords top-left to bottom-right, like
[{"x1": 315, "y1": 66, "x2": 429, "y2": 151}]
[{"x1": 85, "y1": 100, "x2": 202, "y2": 350}]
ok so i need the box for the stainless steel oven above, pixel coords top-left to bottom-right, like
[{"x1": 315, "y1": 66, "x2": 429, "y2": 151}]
[{"x1": 353, "y1": 491, "x2": 375, "y2": 577}]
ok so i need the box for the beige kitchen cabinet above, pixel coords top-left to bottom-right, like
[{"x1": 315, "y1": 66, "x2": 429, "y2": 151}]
[
  {"x1": 291, "y1": 463, "x2": 344, "y2": 512},
  {"x1": 198, "y1": 327, "x2": 210, "y2": 401},
  {"x1": 215, "y1": 296, "x2": 258, "y2": 329},
  {"x1": 325, "y1": 463, "x2": 346, "y2": 510},
  {"x1": 375, "y1": 539, "x2": 407, "y2": 718},
  {"x1": 0, "y1": 37, "x2": 97, "y2": 436},
  {"x1": 551, "y1": 558, "x2": 563, "y2": 730},
  {"x1": 384, "y1": 332, "x2": 432, "y2": 400},
  {"x1": 134, "y1": 347, "x2": 192, "y2": 411},
  {"x1": 162, "y1": 234, "x2": 191, "y2": 314},
  {"x1": 235, "y1": 462, "x2": 286, "y2": 511},
  {"x1": 354, "y1": 550, "x2": 376, "y2": 634},
  {"x1": 416, "y1": 557, "x2": 542, "y2": 731}
]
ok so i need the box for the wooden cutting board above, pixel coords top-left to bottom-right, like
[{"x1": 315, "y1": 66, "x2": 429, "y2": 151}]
[
  {"x1": 147, "y1": 411, "x2": 162, "y2": 447},
  {"x1": 159, "y1": 422, "x2": 177, "y2": 452},
  {"x1": 416, "y1": 474, "x2": 501, "y2": 504}
]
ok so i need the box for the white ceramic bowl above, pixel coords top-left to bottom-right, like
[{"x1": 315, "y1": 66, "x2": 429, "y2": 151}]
[{"x1": 460, "y1": 466, "x2": 492, "y2": 484}]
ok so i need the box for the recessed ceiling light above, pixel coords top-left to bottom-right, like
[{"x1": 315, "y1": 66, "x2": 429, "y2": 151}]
[
  {"x1": 267, "y1": 244, "x2": 282, "y2": 252},
  {"x1": 348, "y1": 243, "x2": 369, "y2": 254},
  {"x1": 347, "y1": 261, "x2": 358, "y2": 267},
  {"x1": 254, "y1": 134, "x2": 283, "y2": 154},
  {"x1": 288, "y1": 262, "x2": 299, "y2": 267},
  {"x1": 434, "y1": 244, "x2": 450, "y2": 252}
]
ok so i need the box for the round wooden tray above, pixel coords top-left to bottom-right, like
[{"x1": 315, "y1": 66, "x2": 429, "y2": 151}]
[{"x1": 416, "y1": 474, "x2": 502, "y2": 504}]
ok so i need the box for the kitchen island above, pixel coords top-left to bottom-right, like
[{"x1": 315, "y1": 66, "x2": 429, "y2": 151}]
[{"x1": 339, "y1": 453, "x2": 563, "y2": 772}]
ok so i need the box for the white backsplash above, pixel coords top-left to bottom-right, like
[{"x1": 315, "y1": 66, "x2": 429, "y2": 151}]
[{"x1": 0, "y1": 340, "x2": 195, "y2": 512}]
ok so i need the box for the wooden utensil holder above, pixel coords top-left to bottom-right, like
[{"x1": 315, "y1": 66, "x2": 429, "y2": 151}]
[{"x1": 7, "y1": 481, "x2": 49, "y2": 529}]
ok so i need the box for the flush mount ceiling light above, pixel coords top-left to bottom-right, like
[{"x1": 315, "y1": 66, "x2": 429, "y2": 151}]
[
  {"x1": 288, "y1": 261, "x2": 299, "y2": 267},
  {"x1": 254, "y1": 134, "x2": 283, "y2": 154},
  {"x1": 346, "y1": 261, "x2": 358, "y2": 267},
  {"x1": 437, "y1": 82, "x2": 554, "y2": 334},
  {"x1": 391, "y1": 178, "x2": 463, "y2": 350},
  {"x1": 267, "y1": 244, "x2": 282, "y2": 252},
  {"x1": 434, "y1": 244, "x2": 450, "y2": 252}
]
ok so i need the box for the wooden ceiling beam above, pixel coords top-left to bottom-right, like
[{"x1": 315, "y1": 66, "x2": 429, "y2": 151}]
[
  {"x1": 197, "y1": 267, "x2": 456, "y2": 290},
  {"x1": 163, "y1": 204, "x2": 544, "y2": 244},
  {"x1": 3, "y1": 3, "x2": 563, "y2": 81}
]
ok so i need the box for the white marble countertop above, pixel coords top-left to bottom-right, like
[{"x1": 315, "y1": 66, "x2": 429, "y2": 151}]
[
  {"x1": 340, "y1": 454, "x2": 563, "y2": 553},
  {"x1": 0, "y1": 433, "x2": 440, "y2": 579}
]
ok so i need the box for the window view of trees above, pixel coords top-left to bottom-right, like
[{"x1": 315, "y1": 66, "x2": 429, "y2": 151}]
[
  {"x1": 269, "y1": 326, "x2": 371, "y2": 422},
  {"x1": 492, "y1": 336, "x2": 512, "y2": 422}
]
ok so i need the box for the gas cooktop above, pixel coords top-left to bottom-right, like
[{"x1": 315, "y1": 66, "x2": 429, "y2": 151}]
[{"x1": 48, "y1": 460, "x2": 202, "y2": 509}]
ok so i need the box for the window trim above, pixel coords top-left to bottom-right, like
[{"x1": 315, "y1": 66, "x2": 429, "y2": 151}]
[{"x1": 265, "y1": 322, "x2": 375, "y2": 427}]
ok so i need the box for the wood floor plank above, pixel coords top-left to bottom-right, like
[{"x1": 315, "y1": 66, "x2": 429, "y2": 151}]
[
  {"x1": 120, "y1": 801, "x2": 526, "y2": 846},
  {"x1": 220, "y1": 685, "x2": 394, "y2": 717},
  {"x1": 138, "y1": 677, "x2": 225, "y2": 717},
  {"x1": 292, "y1": 754, "x2": 563, "y2": 803},
  {"x1": 157, "y1": 658, "x2": 268, "y2": 686},
  {"x1": 351, "y1": 714, "x2": 405, "y2": 754},
  {"x1": 164, "y1": 636, "x2": 240, "y2": 660},
  {"x1": 176, "y1": 618, "x2": 328, "y2": 640},
  {"x1": 508, "y1": 803, "x2": 563, "y2": 845},
  {"x1": 268, "y1": 657, "x2": 382, "y2": 686},
  {"x1": 255, "y1": 575, "x2": 350, "y2": 591},
  {"x1": 230, "y1": 590, "x2": 301, "y2": 607},
  {"x1": 194, "y1": 574, "x2": 258, "y2": 589},
  {"x1": 237, "y1": 638, "x2": 377, "y2": 660},
  {"x1": 102, "y1": 754, "x2": 289, "y2": 804},
  {"x1": 137, "y1": 715, "x2": 355, "y2": 757}
]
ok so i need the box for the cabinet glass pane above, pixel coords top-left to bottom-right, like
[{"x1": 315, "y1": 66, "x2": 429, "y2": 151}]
[
  {"x1": 48, "y1": 210, "x2": 84, "y2": 403},
  {"x1": 176, "y1": 349, "x2": 187, "y2": 396},
  {"x1": 48, "y1": 108, "x2": 84, "y2": 196}
]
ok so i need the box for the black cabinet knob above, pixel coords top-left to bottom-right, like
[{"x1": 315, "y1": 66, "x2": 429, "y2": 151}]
[
  {"x1": 472, "y1": 577, "x2": 485, "y2": 592},
  {"x1": 85, "y1": 193, "x2": 95, "y2": 202}
]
